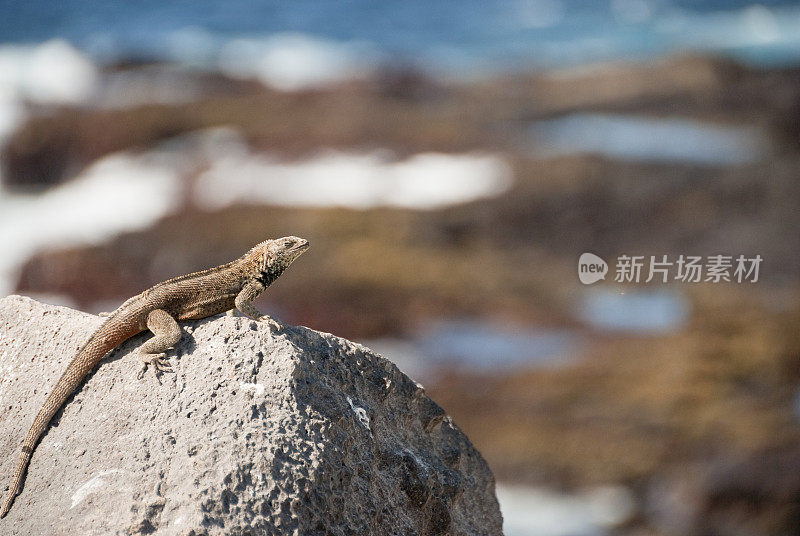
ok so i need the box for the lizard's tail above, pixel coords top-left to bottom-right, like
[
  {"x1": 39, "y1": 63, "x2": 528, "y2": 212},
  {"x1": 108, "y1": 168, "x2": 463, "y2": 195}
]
[
  {"x1": 0, "y1": 444, "x2": 33, "y2": 518},
  {"x1": 1, "y1": 320, "x2": 132, "y2": 519},
  {"x1": 0, "y1": 358, "x2": 88, "y2": 518}
]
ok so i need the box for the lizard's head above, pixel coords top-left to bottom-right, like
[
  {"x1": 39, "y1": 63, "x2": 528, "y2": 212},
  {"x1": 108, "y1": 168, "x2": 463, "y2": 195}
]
[{"x1": 249, "y1": 236, "x2": 310, "y2": 275}]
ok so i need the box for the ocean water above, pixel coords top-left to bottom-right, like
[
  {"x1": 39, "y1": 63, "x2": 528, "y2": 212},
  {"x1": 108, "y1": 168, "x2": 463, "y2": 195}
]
[
  {"x1": 1, "y1": 0, "x2": 800, "y2": 79},
  {"x1": 578, "y1": 288, "x2": 690, "y2": 334},
  {"x1": 529, "y1": 113, "x2": 766, "y2": 165}
]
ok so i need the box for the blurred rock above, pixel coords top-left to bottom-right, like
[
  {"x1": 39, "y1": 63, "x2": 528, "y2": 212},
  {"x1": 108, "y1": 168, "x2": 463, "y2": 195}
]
[
  {"x1": 0, "y1": 295, "x2": 502, "y2": 535},
  {"x1": 646, "y1": 448, "x2": 800, "y2": 536}
]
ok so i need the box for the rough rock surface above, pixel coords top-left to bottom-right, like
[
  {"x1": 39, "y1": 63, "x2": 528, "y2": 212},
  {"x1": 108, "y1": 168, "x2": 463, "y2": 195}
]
[{"x1": 0, "y1": 295, "x2": 502, "y2": 536}]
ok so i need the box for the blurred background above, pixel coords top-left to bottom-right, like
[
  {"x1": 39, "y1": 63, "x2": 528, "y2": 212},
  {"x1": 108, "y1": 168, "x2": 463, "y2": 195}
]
[{"x1": 2, "y1": 1, "x2": 800, "y2": 534}]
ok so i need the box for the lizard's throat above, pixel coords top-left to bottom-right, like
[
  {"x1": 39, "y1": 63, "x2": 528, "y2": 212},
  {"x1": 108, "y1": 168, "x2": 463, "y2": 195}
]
[{"x1": 256, "y1": 266, "x2": 285, "y2": 288}]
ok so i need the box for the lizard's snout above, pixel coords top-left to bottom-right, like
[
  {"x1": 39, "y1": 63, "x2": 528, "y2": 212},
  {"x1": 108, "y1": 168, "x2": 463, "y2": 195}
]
[{"x1": 274, "y1": 236, "x2": 309, "y2": 258}]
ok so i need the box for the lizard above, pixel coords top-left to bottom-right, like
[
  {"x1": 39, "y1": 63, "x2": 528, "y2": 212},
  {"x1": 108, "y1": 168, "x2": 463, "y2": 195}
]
[{"x1": 0, "y1": 235, "x2": 309, "y2": 519}]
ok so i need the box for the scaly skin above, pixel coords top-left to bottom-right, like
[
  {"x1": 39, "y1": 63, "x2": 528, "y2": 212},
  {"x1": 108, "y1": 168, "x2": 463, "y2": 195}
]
[{"x1": 0, "y1": 236, "x2": 309, "y2": 519}]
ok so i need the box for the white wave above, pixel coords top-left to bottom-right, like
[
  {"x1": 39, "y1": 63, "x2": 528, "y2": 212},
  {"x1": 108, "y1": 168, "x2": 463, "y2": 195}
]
[
  {"x1": 0, "y1": 39, "x2": 97, "y2": 105},
  {"x1": 193, "y1": 149, "x2": 512, "y2": 210},
  {"x1": 218, "y1": 33, "x2": 378, "y2": 91},
  {"x1": 0, "y1": 39, "x2": 97, "y2": 145},
  {"x1": 0, "y1": 90, "x2": 25, "y2": 147},
  {"x1": 498, "y1": 483, "x2": 636, "y2": 536},
  {"x1": 0, "y1": 149, "x2": 182, "y2": 297}
]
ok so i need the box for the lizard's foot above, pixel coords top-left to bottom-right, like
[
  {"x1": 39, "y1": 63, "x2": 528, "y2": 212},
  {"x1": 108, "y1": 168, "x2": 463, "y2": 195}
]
[
  {"x1": 226, "y1": 309, "x2": 238, "y2": 317},
  {"x1": 137, "y1": 353, "x2": 173, "y2": 384},
  {"x1": 257, "y1": 315, "x2": 282, "y2": 332}
]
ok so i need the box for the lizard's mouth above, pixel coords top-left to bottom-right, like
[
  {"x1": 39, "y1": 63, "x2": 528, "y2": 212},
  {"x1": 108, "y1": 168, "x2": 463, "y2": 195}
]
[{"x1": 287, "y1": 240, "x2": 310, "y2": 260}]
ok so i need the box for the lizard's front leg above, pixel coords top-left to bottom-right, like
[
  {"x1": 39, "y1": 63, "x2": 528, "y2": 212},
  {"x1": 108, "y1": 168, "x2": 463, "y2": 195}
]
[
  {"x1": 235, "y1": 280, "x2": 282, "y2": 331},
  {"x1": 137, "y1": 309, "x2": 182, "y2": 383}
]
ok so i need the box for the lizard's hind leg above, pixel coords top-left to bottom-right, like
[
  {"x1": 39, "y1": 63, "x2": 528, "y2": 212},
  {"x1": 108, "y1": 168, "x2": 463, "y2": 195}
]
[{"x1": 136, "y1": 309, "x2": 182, "y2": 383}]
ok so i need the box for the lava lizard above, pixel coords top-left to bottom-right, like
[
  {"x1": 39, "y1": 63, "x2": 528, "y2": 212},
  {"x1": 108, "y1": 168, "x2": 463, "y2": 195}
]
[{"x1": 0, "y1": 235, "x2": 309, "y2": 518}]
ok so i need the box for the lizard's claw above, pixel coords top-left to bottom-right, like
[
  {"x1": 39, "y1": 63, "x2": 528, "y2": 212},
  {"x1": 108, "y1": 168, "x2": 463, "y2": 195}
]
[
  {"x1": 137, "y1": 353, "x2": 173, "y2": 384},
  {"x1": 98, "y1": 311, "x2": 112, "y2": 317},
  {"x1": 257, "y1": 315, "x2": 282, "y2": 332}
]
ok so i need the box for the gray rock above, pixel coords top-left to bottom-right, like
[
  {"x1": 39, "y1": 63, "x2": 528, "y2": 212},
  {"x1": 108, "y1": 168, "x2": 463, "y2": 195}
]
[{"x1": 0, "y1": 295, "x2": 502, "y2": 535}]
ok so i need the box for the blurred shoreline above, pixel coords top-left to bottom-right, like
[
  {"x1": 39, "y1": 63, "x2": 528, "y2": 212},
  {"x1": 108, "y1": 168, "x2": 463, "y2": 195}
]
[{"x1": 4, "y1": 49, "x2": 800, "y2": 299}]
